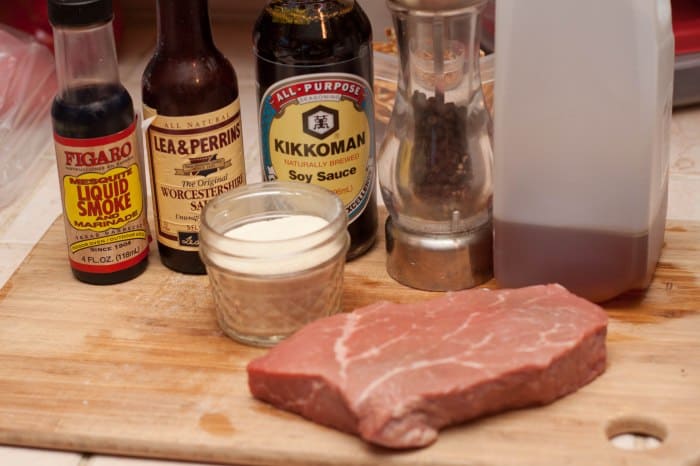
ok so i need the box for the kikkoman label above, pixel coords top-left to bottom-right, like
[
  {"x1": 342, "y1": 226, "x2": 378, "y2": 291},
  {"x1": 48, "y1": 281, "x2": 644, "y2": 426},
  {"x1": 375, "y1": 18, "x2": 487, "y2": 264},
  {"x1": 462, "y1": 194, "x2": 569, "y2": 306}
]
[
  {"x1": 259, "y1": 73, "x2": 375, "y2": 223},
  {"x1": 144, "y1": 100, "x2": 246, "y2": 251},
  {"x1": 54, "y1": 119, "x2": 150, "y2": 274}
]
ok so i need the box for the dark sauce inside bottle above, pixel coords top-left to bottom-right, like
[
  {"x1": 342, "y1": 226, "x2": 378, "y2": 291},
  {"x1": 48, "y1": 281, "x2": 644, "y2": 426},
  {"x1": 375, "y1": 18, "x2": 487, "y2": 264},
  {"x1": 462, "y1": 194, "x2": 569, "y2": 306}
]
[
  {"x1": 254, "y1": 0, "x2": 378, "y2": 259},
  {"x1": 142, "y1": 0, "x2": 241, "y2": 274},
  {"x1": 52, "y1": 83, "x2": 133, "y2": 138},
  {"x1": 51, "y1": 83, "x2": 147, "y2": 285}
]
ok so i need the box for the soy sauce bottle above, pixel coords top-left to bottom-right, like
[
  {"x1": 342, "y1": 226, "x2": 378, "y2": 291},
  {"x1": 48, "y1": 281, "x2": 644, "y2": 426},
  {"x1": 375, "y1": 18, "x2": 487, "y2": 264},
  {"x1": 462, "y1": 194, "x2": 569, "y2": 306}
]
[
  {"x1": 49, "y1": 0, "x2": 150, "y2": 285},
  {"x1": 254, "y1": 0, "x2": 378, "y2": 259},
  {"x1": 142, "y1": 0, "x2": 246, "y2": 274}
]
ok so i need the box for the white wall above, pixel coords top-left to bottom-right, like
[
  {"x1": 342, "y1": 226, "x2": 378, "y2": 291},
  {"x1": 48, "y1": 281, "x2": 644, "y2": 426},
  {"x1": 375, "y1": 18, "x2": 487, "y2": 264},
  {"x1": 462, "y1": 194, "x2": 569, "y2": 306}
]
[{"x1": 358, "y1": 1, "x2": 393, "y2": 39}]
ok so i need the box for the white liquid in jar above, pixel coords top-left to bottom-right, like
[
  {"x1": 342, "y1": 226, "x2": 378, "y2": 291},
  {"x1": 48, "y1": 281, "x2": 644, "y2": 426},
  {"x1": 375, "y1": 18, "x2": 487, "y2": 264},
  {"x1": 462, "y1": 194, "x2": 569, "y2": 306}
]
[
  {"x1": 206, "y1": 214, "x2": 347, "y2": 275},
  {"x1": 225, "y1": 214, "x2": 329, "y2": 241}
]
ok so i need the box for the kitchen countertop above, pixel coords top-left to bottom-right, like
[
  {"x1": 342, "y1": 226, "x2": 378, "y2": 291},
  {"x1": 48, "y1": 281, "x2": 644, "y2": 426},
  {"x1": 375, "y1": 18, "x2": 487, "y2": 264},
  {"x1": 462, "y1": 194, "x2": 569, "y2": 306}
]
[{"x1": 1, "y1": 16, "x2": 700, "y2": 466}]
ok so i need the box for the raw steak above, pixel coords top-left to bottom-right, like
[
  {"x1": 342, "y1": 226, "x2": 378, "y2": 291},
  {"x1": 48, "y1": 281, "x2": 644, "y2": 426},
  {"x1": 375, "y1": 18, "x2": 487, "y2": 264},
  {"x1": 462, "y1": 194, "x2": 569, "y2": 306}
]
[{"x1": 247, "y1": 284, "x2": 608, "y2": 449}]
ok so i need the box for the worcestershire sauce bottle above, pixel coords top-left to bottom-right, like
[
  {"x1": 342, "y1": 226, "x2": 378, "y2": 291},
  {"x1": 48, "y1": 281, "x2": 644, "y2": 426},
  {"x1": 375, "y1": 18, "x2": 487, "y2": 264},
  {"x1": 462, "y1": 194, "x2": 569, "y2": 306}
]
[
  {"x1": 142, "y1": 0, "x2": 246, "y2": 274},
  {"x1": 254, "y1": 0, "x2": 378, "y2": 259},
  {"x1": 49, "y1": 0, "x2": 150, "y2": 285}
]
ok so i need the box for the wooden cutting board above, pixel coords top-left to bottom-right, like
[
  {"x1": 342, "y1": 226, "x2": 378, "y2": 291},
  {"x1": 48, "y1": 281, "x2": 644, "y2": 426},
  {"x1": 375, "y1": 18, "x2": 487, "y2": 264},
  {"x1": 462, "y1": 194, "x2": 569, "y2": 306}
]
[{"x1": 0, "y1": 214, "x2": 698, "y2": 466}]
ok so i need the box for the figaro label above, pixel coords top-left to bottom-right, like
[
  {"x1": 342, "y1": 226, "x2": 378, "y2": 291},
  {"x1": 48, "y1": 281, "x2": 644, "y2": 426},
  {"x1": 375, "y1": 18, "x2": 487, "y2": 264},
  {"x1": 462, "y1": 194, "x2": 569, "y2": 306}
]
[{"x1": 54, "y1": 119, "x2": 150, "y2": 273}]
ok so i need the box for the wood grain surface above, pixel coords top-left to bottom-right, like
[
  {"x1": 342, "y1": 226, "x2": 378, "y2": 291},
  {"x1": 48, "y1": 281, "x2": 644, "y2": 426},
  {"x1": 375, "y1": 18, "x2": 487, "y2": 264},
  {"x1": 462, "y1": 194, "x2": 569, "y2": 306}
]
[{"x1": 0, "y1": 214, "x2": 698, "y2": 466}]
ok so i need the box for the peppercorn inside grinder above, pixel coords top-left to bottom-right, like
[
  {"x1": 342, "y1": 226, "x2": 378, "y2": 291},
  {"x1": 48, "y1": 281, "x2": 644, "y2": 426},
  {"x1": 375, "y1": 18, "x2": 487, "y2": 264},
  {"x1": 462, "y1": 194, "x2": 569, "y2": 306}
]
[{"x1": 378, "y1": 0, "x2": 493, "y2": 291}]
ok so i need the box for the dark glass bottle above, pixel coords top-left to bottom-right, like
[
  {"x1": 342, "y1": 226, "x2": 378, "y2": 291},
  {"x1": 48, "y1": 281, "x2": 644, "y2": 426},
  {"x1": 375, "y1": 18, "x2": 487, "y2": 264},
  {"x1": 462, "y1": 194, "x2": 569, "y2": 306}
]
[
  {"x1": 49, "y1": 0, "x2": 150, "y2": 285},
  {"x1": 254, "y1": 0, "x2": 378, "y2": 260},
  {"x1": 142, "y1": 0, "x2": 246, "y2": 274}
]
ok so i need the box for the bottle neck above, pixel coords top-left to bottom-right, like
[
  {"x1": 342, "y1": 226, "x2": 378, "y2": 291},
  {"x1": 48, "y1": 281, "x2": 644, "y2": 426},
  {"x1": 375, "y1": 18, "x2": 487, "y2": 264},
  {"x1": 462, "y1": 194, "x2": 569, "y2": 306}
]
[
  {"x1": 265, "y1": 0, "x2": 356, "y2": 20},
  {"x1": 156, "y1": 0, "x2": 215, "y2": 54},
  {"x1": 53, "y1": 21, "x2": 120, "y2": 93}
]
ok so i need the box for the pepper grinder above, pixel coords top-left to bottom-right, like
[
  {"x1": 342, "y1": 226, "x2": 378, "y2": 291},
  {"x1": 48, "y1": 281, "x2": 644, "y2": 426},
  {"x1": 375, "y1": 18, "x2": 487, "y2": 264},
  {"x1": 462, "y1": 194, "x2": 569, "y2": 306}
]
[{"x1": 378, "y1": 0, "x2": 493, "y2": 291}]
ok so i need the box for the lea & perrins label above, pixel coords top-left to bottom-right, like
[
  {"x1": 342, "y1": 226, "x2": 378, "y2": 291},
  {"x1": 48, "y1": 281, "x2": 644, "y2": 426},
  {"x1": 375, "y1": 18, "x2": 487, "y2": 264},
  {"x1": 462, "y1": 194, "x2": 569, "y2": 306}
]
[
  {"x1": 143, "y1": 100, "x2": 246, "y2": 253},
  {"x1": 53, "y1": 118, "x2": 150, "y2": 274}
]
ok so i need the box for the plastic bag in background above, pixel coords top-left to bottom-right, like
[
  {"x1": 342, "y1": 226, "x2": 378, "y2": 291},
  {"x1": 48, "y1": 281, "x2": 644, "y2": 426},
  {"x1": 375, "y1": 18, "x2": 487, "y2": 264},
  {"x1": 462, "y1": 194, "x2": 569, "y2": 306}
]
[{"x1": 0, "y1": 25, "x2": 56, "y2": 210}]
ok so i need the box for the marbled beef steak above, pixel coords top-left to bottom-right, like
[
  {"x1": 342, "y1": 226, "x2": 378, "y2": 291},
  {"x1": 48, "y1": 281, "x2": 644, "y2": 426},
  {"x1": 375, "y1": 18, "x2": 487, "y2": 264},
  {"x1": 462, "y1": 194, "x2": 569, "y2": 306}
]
[{"x1": 247, "y1": 284, "x2": 608, "y2": 448}]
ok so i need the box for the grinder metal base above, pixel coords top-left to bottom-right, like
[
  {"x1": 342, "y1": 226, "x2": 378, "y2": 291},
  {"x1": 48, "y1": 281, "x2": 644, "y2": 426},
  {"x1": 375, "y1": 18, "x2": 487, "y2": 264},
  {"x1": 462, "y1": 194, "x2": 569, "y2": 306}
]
[{"x1": 385, "y1": 216, "x2": 493, "y2": 291}]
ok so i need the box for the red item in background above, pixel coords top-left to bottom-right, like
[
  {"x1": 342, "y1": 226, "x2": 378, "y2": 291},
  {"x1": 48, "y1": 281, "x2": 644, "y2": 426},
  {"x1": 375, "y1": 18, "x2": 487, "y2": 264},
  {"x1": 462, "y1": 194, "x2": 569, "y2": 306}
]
[
  {"x1": 0, "y1": 0, "x2": 123, "y2": 52},
  {"x1": 672, "y1": 0, "x2": 700, "y2": 55}
]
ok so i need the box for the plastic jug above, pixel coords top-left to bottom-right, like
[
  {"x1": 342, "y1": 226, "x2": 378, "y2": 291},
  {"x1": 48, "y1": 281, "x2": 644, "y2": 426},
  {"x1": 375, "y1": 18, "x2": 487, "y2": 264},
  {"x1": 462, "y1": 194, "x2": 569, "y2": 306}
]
[{"x1": 493, "y1": 0, "x2": 674, "y2": 302}]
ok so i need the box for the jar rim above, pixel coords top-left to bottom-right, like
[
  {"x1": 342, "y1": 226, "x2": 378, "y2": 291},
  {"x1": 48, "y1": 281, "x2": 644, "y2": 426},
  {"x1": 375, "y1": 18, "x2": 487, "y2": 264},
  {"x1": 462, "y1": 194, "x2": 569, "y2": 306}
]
[
  {"x1": 200, "y1": 181, "x2": 348, "y2": 259},
  {"x1": 386, "y1": 0, "x2": 486, "y2": 15}
]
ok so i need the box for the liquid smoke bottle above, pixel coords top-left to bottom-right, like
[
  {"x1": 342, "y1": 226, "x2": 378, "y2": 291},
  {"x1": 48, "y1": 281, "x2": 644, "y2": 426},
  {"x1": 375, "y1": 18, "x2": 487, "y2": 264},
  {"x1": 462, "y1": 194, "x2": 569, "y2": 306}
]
[{"x1": 49, "y1": 0, "x2": 150, "y2": 285}]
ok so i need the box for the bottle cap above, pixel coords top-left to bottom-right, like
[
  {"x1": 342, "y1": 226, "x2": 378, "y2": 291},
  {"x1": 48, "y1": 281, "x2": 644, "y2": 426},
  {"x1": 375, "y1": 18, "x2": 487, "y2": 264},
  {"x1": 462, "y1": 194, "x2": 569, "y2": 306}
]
[{"x1": 48, "y1": 0, "x2": 113, "y2": 28}]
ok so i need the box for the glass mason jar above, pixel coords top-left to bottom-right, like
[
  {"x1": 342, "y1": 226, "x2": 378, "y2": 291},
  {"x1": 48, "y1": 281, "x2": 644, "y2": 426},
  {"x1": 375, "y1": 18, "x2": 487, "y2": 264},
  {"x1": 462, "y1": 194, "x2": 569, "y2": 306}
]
[
  {"x1": 378, "y1": 0, "x2": 494, "y2": 291},
  {"x1": 199, "y1": 182, "x2": 349, "y2": 347}
]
